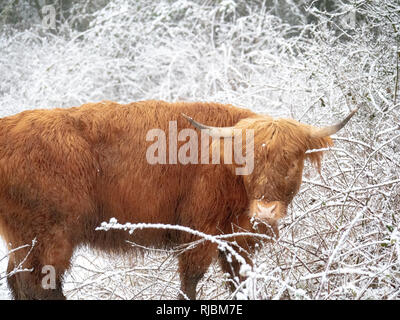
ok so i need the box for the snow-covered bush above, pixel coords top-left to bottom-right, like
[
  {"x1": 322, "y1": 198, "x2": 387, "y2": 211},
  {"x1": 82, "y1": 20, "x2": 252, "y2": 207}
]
[{"x1": 0, "y1": 0, "x2": 399, "y2": 299}]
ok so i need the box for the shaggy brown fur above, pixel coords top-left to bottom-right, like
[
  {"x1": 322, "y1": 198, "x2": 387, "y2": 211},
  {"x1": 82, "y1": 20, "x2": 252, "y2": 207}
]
[{"x1": 0, "y1": 100, "x2": 333, "y2": 300}]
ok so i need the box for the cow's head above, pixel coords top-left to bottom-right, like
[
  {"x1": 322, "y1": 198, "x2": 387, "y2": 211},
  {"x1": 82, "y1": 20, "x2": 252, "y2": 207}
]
[{"x1": 182, "y1": 108, "x2": 357, "y2": 235}]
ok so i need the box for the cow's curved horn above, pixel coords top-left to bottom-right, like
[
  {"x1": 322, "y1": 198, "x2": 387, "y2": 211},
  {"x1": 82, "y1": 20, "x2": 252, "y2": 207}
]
[
  {"x1": 310, "y1": 108, "x2": 358, "y2": 138},
  {"x1": 181, "y1": 113, "x2": 235, "y2": 138}
]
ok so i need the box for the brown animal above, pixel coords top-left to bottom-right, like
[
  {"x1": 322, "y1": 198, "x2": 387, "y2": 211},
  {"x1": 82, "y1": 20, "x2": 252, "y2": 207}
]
[{"x1": 0, "y1": 100, "x2": 357, "y2": 299}]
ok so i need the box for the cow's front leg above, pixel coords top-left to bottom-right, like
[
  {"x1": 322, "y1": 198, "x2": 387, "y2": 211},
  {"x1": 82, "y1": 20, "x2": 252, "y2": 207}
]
[
  {"x1": 177, "y1": 243, "x2": 217, "y2": 300},
  {"x1": 218, "y1": 246, "x2": 254, "y2": 295}
]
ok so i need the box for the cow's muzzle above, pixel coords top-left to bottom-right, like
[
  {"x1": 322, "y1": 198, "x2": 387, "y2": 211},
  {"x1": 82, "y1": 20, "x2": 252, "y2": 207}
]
[
  {"x1": 249, "y1": 200, "x2": 287, "y2": 221},
  {"x1": 247, "y1": 200, "x2": 286, "y2": 239}
]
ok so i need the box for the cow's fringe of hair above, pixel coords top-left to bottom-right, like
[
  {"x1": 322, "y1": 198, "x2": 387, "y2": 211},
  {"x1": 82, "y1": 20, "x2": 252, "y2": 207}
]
[{"x1": 235, "y1": 116, "x2": 333, "y2": 172}]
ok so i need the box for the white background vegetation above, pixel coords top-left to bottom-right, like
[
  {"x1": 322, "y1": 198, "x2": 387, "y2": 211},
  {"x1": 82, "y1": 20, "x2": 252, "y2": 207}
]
[{"x1": 0, "y1": 0, "x2": 399, "y2": 300}]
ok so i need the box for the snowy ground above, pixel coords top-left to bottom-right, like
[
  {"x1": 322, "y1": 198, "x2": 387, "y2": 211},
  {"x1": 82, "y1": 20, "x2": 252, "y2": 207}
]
[{"x1": 0, "y1": 239, "x2": 232, "y2": 300}]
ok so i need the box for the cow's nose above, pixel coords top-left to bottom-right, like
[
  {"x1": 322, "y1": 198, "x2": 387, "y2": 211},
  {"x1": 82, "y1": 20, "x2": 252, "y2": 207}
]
[{"x1": 249, "y1": 200, "x2": 287, "y2": 221}]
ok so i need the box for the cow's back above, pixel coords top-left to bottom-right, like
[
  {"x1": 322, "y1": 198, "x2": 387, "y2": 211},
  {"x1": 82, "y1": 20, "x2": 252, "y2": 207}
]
[{"x1": 0, "y1": 100, "x2": 255, "y2": 250}]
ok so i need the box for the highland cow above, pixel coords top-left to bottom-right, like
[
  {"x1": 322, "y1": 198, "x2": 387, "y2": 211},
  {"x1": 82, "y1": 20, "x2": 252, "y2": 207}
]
[{"x1": 0, "y1": 100, "x2": 357, "y2": 299}]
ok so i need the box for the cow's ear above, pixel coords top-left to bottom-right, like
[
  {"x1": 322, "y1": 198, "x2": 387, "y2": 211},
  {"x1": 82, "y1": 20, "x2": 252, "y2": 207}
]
[{"x1": 305, "y1": 136, "x2": 333, "y2": 172}]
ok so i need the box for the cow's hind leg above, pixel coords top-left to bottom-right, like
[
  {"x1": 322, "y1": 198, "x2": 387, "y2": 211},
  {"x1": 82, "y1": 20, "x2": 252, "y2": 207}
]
[
  {"x1": 6, "y1": 260, "x2": 20, "y2": 299},
  {"x1": 177, "y1": 243, "x2": 217, "y2": 300},
  {"x1": 7, "y1": 265, "x2": 65, "y2": 300},
  {"x1": 7, "y1": 232, "x2": 73, "y2": 300}
]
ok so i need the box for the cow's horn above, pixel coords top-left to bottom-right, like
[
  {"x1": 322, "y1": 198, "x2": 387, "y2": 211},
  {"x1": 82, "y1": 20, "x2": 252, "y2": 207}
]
[
  {"x1": 311, "y1": 107, "x2": 358, "y2": 138},
  {"x1": 181, "y1": 113, "x2": 235, "y2": 138}
]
